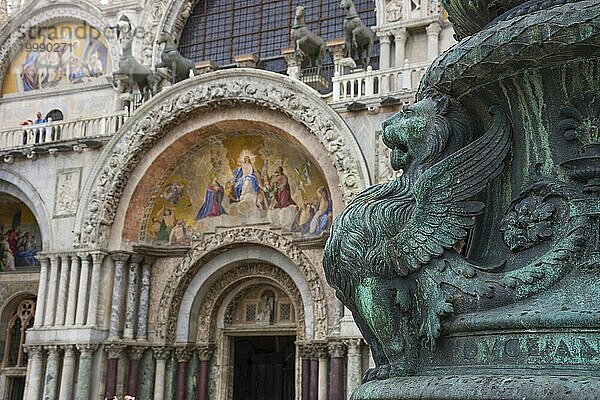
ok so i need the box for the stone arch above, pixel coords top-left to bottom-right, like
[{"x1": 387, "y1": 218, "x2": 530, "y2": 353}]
[
  {"x1": 75, "y1": 69, "x2": 370, "y2": 248},
  {"x1": 0, "y1": 2, "x2": 118, "y2": 91},
  {"x1": 158, "y1": 227, "x2": 328, "y2": 342},
  {"x1": 190, "y1": 265, "x2": 305, "y2": 343},
  {"x1": 0, "y1": 170, "x2": 51, "y2": 248}
]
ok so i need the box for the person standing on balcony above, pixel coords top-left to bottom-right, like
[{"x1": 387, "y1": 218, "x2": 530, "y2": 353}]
[
  {"x1": 20, "y1": 119, "x2": 32, "y2": 145},
  {"x1": 34, "y1": 112, "x2": 46, "y2": 143}
]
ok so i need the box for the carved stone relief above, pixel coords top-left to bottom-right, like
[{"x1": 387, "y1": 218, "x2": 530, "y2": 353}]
[{"x1": 54, "y1": 168, "x2": 81, "y2": 217}]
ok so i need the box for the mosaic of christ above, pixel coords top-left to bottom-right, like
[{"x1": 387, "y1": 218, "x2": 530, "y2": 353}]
[{"x1": 144, "y1": 133, "x2": 333, "y2": 246}]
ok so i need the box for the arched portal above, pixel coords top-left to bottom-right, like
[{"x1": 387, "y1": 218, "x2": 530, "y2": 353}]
[{"x1": 75, "y1": 69, "x2": 370, "y2": 248}]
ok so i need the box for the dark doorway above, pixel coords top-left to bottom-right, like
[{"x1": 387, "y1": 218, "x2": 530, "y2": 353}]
[{"x1": 233, "y1": 335, "x2": 295, "y2": 400}]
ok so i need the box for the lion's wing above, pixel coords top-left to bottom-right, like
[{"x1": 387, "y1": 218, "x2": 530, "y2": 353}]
[{"x1": 391, "y1": 106, "x2": 512, "y2": 275}]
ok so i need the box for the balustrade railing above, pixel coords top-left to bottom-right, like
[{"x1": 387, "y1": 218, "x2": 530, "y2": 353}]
[
  {"x1": 332, "y1": 63, "x2": 429, "y2": 102},
  {"x1": 0, "y1": 112, "x2": 127, "y2": 151}
]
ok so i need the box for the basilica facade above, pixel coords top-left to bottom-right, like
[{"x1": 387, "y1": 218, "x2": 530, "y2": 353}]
[{"x1": 0, "y1": 0, "x2": 454, "y2": 399}]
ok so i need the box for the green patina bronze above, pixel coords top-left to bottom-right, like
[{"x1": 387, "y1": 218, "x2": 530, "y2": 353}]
[{"x1": 324, "y1": 0, "x2": 600, "y2": 398}]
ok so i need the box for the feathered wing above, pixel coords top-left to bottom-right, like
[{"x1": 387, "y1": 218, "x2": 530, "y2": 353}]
[{"x1": 390, "y1": 105, "x2": 512, "y2": 276}]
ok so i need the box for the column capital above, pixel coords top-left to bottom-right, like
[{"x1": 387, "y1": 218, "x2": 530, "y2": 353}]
[
  {"x1": 196, "y1": 343, "x2": 214, "y2": 361},
  {"x1": 62, "y1": 344, "x2": 76, "y2": 356},
  {"x1": 104, "y1": 343, "x2": 127, "y2": 359},
  {"x1": 76, "y1": 344, "x2": 99, "y2": 357},
  {"x1": 23, "y1": 344, "x2": 44, "y2": 359},
  {"x1": 393, "y1": 27, "x2": 408, "y2": 41},
  {"x1": 152, "y1": 345, "x2": 172, "y2": 360},
  {"x1": 377, "y1": 31, "x2": 392, "y2": 43},
  {"x1": 90, "y1": 251, "x2": 107, "y2": 264},
  {"x1": 426, "y1": 21, "x2": 442, "y2": 35},
  {"x1": 130, "y1": 253, "x2": 144, "y2": 265},
  {"x1": 45, "y1": 345, "x2": 61, "y2": 357},
  {"x1": 343, "y1": 338, "x2": 363, "y2": 354},
  {"x1": 175, "y1": 345, "x2": 193, "y2": 362},
  {"x1": 327, "y1": 340, "x2": 346, "y2": 358},
  {"x1": 128, "y1": 345, "x2": 147, "y2": 360},
  {"x1": 76, "y1": 252, "x2": 91, "y2": 261},
  {"x1": 111, "y1": 251, "x2": 132, "y2": 263}
]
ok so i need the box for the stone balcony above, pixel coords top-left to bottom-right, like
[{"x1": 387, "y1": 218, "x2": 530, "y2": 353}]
[{"x1": 0, "y1": 111, "x2": 127, "y2": 161}]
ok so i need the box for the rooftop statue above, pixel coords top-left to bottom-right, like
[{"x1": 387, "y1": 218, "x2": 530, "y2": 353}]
[
  {"x1": 290, "y1": 5, "x2": 327, "y2": 72},
  {"x1": 324, "y1": 1, "x2": 600, "y2": 398},
  {"x1": 340, "y1": 0, "x2": 374, "y2": 68},
  {"x1": 156, "y1": 32, "x2": 197, "y2": 83},
  {"x1": 113, "y1": 17, "x2": 157, "y2": 100}
]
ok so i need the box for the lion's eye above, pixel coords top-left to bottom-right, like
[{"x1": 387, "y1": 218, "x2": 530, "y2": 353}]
[{"x1": 403, "y1": 109, "x2": 414, "y2": 116}]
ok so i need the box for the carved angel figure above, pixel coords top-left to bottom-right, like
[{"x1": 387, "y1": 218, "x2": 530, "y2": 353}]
[{"x1": 324, "y1": 89, "x2": 585, "y2": 381}]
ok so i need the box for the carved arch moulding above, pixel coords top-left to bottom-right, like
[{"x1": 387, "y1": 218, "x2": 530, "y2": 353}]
[
  {"x1": 0, "y1": 3, "x2": 118, "y2": 90},
  {"x1": 157, "y1": 227, "x2": 328, "y2": 342},
  {"x1": 194, "y1": 264, "x2": 306, "y2": 343},
  {"x1": 74, "y1": 68, "x2": 370, "y2": 248}
]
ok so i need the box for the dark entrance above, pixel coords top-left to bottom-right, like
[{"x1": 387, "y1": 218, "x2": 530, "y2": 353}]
[{"x1": 233, "y1": 335, "x2": 295, "y2": 400}]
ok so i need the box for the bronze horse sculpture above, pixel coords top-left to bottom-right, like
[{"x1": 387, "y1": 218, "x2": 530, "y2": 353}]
[
  {"x1": 156, "y1": 32, "x2": 197, "y2": 84},
  {"x1": 115, "y1": 37, "x2": 157, "y2": 100},
  {"x1": 340, "y1": 0, "x2": 374, "y2": 68},
  {"x1": 290, "y1": 5, "x2": 327, "y2": 72}
]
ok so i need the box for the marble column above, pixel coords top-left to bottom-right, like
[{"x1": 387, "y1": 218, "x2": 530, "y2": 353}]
[
  {"x1": 42, "y1": 345, "x2": 61, "y2": 400},
  {"x1": 393, "y1": 27, "x2": 408, "y2": 68},
  {"x1": 127, "y1": 346, "x2": 146, "y2": 398},
  {"x1": 23, "y1": 345, "x2": 44, "y2": 400},
  {"x1": 109, "y1": 252, "x2": 130, "y2": 338},
  {"x1": 65, "y1": 255, "x2": 80, "y2": 326},
  {"x1": 55, "y1": 254, "x2": 70, "y2": 326},
  {"x1": 175, "y1": 346, "x2": 192, "y2": 400},
  {"x1": 136, "y1": 258, "x2": 152, "y2": 339},
  {"x1": 197, "y1": 344, "x2": 213, "y2": 400},
  {"x1": 124, "y1": 255, "x2": 141, "y2": 339},
  {"x1": 75, "y1": 253, "x2": 90, "y2": 325},
  {"x1": 378, "y1": 32, "x2": 391, "y2": 69},
  {"x1": 33, "y1": 256, "x2": 49, "y2": 327},
  {"x1": 153, "y1": 346, "x2": 172, "y2": 400},
  {"x1": 310, "y1": 355, "x2": 319, "y2": 400},
  {"x1": 86, "y1": 251, "x2": 105, "y2": 327},
  {"x1": 317, "y1": 345, "x2": 329, "y2": 400},
  {"x1": 44, "y1": 255, "x2": 59, "y2": 326},
  {"x1": 300, "y1": 344, "x2": 311, "y2": 400},
  {"x1": 75, "y1": 344, "x2": 98, "y2": 400},
  {"x1": 345, "y1": 339, "x2": 362, "y2": 399},
  {"x1": 328, "y1": 341, "x2": 346, "y2": 400},
  {"x1": 58, "y1": 345, "x2": 76, "y2": 400},
  {"x1": 104, "y1": 343, "x2": 126, "y2": 399},
  {"x1": 426, "y1": 22, "x2": 442, "y2": 62}
]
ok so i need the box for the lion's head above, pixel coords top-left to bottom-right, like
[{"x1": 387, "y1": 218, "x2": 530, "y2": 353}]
[{"x1": 382, "y1": 89, "x2": 472, "y2": 171}]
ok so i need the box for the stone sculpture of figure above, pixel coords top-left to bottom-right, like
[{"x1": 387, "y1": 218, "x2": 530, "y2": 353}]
[
  {"x1": 156, "y1": 32, "x2": 197, "y2": 83},
  {"x1": 290, "y1": 5, "x2": 327, "y2": 72},
  {"x1": 115, "y1": 37, "x2": 157, "y2": 100},
  {"x1": 113, "y1": 17, "x2": 157, "y2": 100},
  {"x1": 340, "y1": 0, "x2": 374, "y2": 68},
  {"x1": 256, "y1": 291, "x2": 275, "y2": 324}
]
